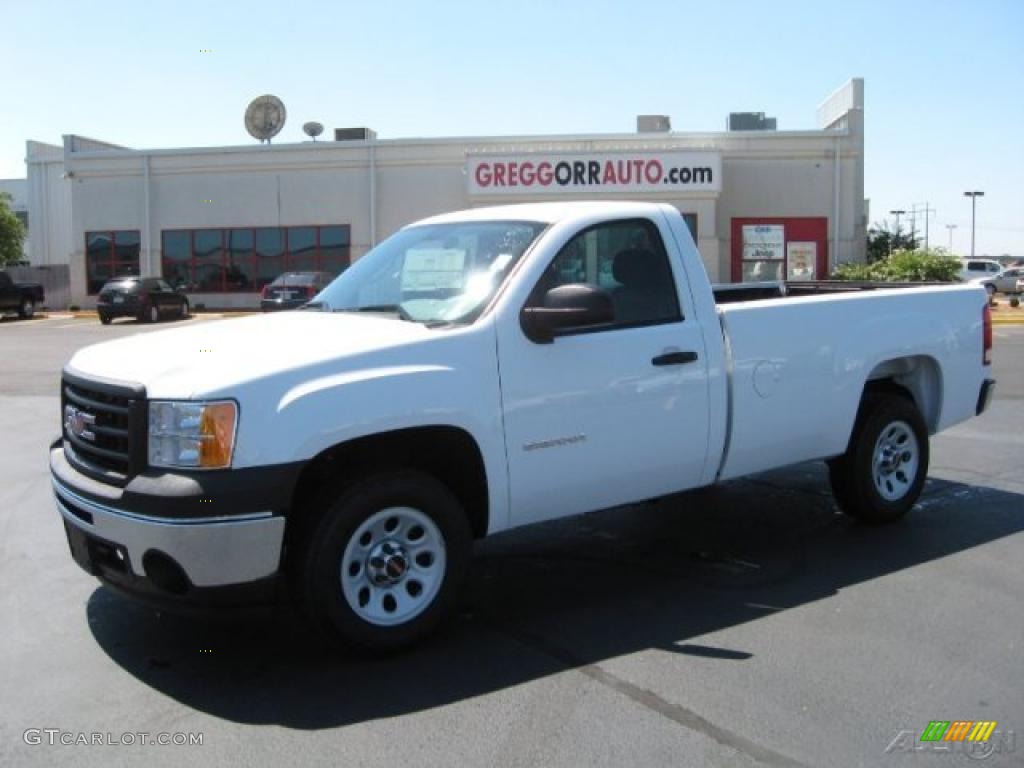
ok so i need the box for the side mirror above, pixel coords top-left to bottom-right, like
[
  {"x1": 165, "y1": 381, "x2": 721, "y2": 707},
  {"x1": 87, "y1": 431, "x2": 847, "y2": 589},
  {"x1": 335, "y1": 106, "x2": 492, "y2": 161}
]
[{"x1": 520, "y1": 283, "x2": 615, "y2": 344}]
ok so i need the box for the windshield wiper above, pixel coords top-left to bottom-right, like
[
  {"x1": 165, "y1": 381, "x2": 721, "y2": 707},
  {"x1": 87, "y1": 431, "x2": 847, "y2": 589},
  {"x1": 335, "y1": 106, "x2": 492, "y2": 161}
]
[{"x1": 335, "y1": 304, "x2": 415, "y2": 322}]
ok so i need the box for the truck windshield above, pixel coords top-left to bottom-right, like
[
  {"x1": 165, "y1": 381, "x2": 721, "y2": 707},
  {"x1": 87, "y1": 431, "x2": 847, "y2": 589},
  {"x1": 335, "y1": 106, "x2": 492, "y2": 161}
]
[{"x1": 311, "y1": 220, "x2": 547, "y2": 325}]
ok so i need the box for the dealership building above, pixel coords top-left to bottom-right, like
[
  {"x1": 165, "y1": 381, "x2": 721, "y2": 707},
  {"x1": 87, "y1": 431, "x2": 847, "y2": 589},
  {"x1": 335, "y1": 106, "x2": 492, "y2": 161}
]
[{"x1": 25, "y1": 79, "x2": 865, "y2": 309}]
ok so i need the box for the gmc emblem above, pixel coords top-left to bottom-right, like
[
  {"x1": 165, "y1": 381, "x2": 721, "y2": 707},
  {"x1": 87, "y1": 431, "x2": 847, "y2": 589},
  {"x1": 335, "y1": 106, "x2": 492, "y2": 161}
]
[{"x1": 64, "y1": 404, "x2": 96, "y2": 442}]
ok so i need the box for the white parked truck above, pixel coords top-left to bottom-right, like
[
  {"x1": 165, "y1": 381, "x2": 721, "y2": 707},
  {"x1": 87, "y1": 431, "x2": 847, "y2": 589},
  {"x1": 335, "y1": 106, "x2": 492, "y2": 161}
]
[{"x1": 51, "y1": 202, "x2": 996, "y2": 650}]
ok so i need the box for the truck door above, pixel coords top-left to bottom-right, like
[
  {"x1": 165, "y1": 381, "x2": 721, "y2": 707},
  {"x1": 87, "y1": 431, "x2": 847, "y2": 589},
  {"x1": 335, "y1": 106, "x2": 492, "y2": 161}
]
[{"x1": 496, "y1": 216, "x2": 711, "y2": 526}]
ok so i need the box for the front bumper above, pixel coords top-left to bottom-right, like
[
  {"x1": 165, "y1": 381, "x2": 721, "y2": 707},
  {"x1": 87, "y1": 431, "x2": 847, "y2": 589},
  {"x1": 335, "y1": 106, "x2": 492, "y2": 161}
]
[{"x1": 51, "y1": 441, "x2": 295, "y2": 607}]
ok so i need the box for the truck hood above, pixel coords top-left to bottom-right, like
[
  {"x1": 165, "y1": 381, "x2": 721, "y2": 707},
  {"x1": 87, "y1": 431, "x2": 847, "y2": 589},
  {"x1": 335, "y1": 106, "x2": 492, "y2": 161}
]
[{"x1": 67, "y1": 312, "x2": 439, "y2": 398}]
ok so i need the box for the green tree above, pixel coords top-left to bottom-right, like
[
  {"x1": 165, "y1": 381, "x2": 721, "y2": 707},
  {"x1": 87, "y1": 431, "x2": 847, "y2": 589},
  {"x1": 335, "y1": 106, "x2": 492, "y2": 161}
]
[
  {"x1": 866, "y1": 222, "x2": 919, "y2": 263},
  {"x1": 0, "y1": 192, "x2": 27, "y2": 266}
]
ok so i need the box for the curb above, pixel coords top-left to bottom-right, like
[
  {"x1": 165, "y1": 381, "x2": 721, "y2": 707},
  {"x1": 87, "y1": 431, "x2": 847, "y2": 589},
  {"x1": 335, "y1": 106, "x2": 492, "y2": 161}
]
[{"x1": 56, "y1": 311, "x2": 258, "y2": 319}]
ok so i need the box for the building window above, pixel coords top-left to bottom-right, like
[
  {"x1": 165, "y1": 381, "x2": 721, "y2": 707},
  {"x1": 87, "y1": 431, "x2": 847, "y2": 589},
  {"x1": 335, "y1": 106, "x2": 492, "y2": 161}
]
[
  {"x1": 161, "y1": 225, "x2": 351, "y2": 292},
  {"x1": 86, "y1": 231, "x2": 141, "y2": 294}
]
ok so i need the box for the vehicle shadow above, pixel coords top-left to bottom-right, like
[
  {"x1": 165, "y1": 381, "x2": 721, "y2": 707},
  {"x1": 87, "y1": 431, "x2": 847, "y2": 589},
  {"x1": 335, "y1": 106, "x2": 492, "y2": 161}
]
[{"x1": 86, "y1": 463, "x2": 1024, "y2": 729}]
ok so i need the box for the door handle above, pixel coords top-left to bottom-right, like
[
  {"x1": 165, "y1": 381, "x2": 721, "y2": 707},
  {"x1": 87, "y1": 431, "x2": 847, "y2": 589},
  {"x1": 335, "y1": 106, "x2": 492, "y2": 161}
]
[{"x1": 652, "y1": 351, "x2": 699, "y2": 366}]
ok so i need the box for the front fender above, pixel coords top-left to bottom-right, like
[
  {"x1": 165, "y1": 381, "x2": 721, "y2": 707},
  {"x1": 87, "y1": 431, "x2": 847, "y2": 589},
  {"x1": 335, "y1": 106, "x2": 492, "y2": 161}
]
[{"x1": 227, "y1": 322, "x2": 511, "y2": 533}]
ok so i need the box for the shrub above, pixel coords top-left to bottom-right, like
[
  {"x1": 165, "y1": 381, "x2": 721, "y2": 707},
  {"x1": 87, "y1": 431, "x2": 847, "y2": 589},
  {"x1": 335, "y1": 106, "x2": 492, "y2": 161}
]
[{"x1": 832, "y1": 248, "x2": 961, "y2": 282}]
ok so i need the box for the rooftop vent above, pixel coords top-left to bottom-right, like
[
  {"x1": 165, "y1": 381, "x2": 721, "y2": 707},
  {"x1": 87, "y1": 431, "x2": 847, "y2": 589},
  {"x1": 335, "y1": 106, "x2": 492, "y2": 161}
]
[
  {"x1": 334, "y1": 127, "x2": 377, "y2": 141},
  {"x1": 727, "y1": 112, "x2": 777, "y2": 131},
  {"x1": 636, "y1": 115, "x2": 671, "y2": 133}
]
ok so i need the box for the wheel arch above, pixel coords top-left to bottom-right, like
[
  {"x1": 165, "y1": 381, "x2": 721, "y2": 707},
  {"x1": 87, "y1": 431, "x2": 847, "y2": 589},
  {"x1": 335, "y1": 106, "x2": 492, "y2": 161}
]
[
  {"x1": 864, "y1": 354, "x2": 943, "y2": 433},
  {"x1": 288, "y1": 425, "x2": 490, "y2": 543}
]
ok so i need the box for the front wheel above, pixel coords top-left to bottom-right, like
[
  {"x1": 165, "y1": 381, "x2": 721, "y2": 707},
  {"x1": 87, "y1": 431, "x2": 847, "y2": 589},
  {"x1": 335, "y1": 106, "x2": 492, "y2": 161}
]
[
  {"x1": 147, "y1": 304, "x2": 160, "y2": 323},
  {"x1": 829, "y1": 392, "x2": 929, "y2": 524},
  {"x1": 297, "y1": 469, "x2": 472, "y2": 651},
  {"x1": 99, "y1": 312, "x2": 112, "y2": 325},
  {"x1": 18, "y1": 298, "x2": 35, "y2": 319},
  {"x1": 180, "y1": 299, "x2": 189, "y2": 319}
]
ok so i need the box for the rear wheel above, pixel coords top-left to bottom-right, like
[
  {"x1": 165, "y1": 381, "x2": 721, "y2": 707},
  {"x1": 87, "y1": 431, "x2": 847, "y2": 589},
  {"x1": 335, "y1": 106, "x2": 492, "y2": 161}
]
[
  {"x1": 180, "y1": 299, "x2": 189, "y2": 319},
  {"x1": 296, "y1": 469, "x2": 471, "y2": 651},
  {"x1": 18, "y1": 297, "x2": 35, "y2": 319},
  {"x1": 829, "y1": 392, "x2": 929, "y2": 524},
  {"x1": 99, "y1": 312, "x2": 112, "y2": 325},
  {"x1": 148, "y1": 304, "x2": 160, "y2": 323}
]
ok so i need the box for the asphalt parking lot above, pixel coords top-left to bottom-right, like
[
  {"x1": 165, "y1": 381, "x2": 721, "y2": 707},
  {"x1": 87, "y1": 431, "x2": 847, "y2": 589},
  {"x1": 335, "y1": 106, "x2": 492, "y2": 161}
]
[{"x1": 1, "y1": 314, "x2": 1021, "y2": 767}]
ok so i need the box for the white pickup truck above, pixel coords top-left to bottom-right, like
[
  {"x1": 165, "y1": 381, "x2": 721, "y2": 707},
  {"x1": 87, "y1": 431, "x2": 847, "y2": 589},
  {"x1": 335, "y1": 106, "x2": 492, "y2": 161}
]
[{"x1": 51, "y1": 201, "x2": 995, "y2": 650}]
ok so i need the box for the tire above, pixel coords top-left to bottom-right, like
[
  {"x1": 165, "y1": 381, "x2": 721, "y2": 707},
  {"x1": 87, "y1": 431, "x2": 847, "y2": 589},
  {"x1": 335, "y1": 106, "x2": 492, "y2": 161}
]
[
  {"x1": 18, "y1": 297, "x2": 35, "y2": 319},
  {"x1": 99, "y1": 313, "x2": 112, "y2": 325},
  {"x1": 296, "y1": 469, "x2": 472, "y2": 651},
  {"x1": 180, "y1": 299, "x2": 189, "y2": 319},
  {"x1": 829, "y1": 392, "x2": 929, "y2": 524},
  {"x1": 148, "y1": 304, "x2": 160, "y2": 323}
]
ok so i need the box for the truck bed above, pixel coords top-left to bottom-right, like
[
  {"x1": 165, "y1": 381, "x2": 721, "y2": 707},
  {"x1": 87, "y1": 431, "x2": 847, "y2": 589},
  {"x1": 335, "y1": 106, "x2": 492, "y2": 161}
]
[{"x1": 713, "y1": 282, "x2": 986, "y2": 481}]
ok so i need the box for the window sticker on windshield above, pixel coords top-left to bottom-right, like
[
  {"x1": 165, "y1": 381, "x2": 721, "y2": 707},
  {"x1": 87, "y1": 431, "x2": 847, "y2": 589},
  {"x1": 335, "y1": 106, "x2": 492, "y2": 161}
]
[
  {"x1": 489, "y1": 253, "x2": 514, "y2": 273},
  {"x1": 402, "y1": 248, "x2": 466, "y2": 291}
]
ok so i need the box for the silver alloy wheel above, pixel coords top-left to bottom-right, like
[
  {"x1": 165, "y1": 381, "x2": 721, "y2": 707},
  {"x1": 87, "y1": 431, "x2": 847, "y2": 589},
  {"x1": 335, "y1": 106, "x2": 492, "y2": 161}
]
[
  {"x1": 340, "y1": 506, "x2": 447, "y2": 626},
  {"x1": 149, "y1": 305, "x2": 159, "y2": 323},
  {"x1": 872, "y1": 420, "x2": 919, "y2": 501},
  {"x1": 22, "y1": 298, "x2": 34, "y2": 318}
]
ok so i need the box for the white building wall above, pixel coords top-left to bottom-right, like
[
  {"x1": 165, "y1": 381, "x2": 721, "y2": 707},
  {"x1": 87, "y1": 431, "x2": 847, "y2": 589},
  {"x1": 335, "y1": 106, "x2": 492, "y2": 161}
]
[
  {"x1": 26, "y1": 141, "x2": 73, "y2": 269},
  {"x1": 31, "y1": 79, "x2": 866, "y2": 307}
]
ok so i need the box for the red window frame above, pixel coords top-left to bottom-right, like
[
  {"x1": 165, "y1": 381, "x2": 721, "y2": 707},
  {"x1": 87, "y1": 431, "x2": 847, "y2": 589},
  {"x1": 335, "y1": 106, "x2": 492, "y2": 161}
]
[
  {"x1": 161, "y1": 225, "x2": 351, "y2": 293},
  {"x1": 85, "y1": 230, "x2": 141, "y2": 295}
]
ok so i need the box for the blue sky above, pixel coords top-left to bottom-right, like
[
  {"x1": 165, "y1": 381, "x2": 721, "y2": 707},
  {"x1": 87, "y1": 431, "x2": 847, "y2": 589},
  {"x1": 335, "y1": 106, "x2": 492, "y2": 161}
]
[{"x1": 2, "y1": 0, "x2": 1022, "y2": 255}]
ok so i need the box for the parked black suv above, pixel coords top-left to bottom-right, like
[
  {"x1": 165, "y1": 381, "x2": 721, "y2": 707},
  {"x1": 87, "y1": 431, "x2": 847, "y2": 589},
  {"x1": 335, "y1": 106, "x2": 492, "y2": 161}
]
[{"x1": 97, "y1": 278, "x2": 189, "y2": 325}]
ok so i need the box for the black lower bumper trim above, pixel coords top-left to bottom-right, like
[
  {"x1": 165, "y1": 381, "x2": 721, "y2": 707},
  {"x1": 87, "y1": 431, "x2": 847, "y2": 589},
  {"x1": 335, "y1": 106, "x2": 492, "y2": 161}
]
[{"x1": 51, "y1": 439, "x2": 305, "y2": 520}]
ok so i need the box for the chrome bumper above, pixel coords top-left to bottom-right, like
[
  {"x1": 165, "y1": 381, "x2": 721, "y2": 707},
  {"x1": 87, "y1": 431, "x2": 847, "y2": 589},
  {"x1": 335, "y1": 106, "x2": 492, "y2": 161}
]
[{"x1": 53, "y1": 477, "x2": 285, "y2": 588}]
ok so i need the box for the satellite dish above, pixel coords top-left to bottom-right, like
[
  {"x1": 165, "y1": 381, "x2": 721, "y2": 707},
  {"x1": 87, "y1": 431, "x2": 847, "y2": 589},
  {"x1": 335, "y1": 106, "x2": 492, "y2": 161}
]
[
  {"x1": 244, "y1": 95, "x2": 287, "y2": 143},
  {"x1": 303, "y1": 121, "x2": 324, "y2": 142}
]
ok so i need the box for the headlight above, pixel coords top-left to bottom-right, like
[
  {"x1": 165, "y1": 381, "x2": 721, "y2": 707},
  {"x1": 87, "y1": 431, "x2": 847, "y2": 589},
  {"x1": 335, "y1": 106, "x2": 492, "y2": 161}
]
[{"x1": 148, "y1": 400, "x2": 237, "y2": 469}]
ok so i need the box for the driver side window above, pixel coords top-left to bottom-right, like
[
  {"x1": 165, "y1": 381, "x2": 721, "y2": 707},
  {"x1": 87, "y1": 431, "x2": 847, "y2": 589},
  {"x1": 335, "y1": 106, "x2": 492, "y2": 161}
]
[{"x1": 532, "y1": 218, "x2": 682, "y2": 326}]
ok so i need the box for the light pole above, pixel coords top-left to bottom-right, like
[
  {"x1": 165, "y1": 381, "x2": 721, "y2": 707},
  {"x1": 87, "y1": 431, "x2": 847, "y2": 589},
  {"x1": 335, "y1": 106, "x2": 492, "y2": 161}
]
[
  {"x1": 963, "y1": 191, "x2": 984, "y2": 258},
  {"x1": 946, "y1": 224, "x2": 957, "y2": 254},
  {"x1": 889, "y1": 209, "x2": 906, "y2": 255}
]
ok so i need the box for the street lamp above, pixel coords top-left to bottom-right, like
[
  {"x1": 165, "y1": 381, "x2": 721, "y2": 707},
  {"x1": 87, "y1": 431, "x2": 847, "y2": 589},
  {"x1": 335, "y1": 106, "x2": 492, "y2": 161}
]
[
  {"x1": 963, "y1": 191, "x2": 984, "y2": 258},
  {"x1": 889, "y1": 209, "x2": 906, "y2": 255},
  {"x1": 946, "y1": 224, "x2": 957, "y2": 254}
]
